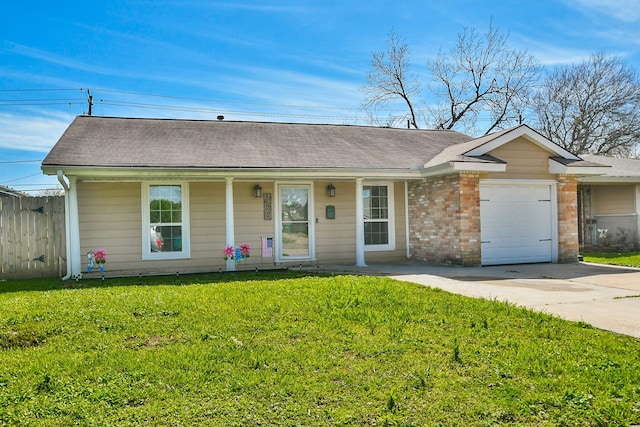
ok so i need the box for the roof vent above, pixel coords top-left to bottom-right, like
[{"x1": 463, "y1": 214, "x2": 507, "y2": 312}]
[{"x1": 217, "y1": 115, "x2": 224, "y2": 121}]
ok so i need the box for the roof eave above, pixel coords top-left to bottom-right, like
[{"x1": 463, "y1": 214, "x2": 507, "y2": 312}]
[
  {"x1": 42, "y1": 165, "x2": 426, "y2": 181},
  {"x1": 422, "y1": 161, "x2": 507, "y2": 177},
  {"x1": 548, "y1": 159, "x2": 611, "y2": 176},
  {"x1": 577, "y1": 176, "x2": 640, "y2": 184}
]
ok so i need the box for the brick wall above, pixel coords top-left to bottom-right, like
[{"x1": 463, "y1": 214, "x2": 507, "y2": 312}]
[
  {"x1": 408, "y1": 172, "x2": 481, "y2": 266},
  {"x1": 557, "y1": 175, "x2": 579, "y2": 262}
]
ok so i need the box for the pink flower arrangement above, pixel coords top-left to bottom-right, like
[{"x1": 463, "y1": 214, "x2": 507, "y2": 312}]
[
  {"x1": 240, "y1": 243, "x2": 251, "y2": 257},
  {"x1": 94, "y1": 248, "x2": 107, "y2": 264},
  {"x1": 223, "y1": 243, "x2": 251, "y2": 261},
  {"x1": 223, "y1": 245, "x2": 235, "y2": 260}
]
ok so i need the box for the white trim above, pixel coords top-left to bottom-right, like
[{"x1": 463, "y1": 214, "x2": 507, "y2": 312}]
[
  {"x1": 355, "y1": 178, "x2": 366, "y2": 267},
  {"x1": 56, "y1": 171, "x2": 73, "y2": 280},
  {"x1": 404, "y1": 181, "x2": 410, "y2": 259},
  {"x1": 225, "y1": 177, "x2": 235, "y2": 271},
  {"x1": 141, "y1": 181, "x2": 191, "y2": 261},
  {"x1": 44, "y1": 167, "x2": 425, "y2": 181},
  {"x1": 451, "y1": 162, "x2": 507, "y2": 172},
  {"x1": 363, "y1": 182, "x2": 396, "y2": 252},
  {"x1": 274, "y1": 182, "x2": 316, "y2": 263},
  {"x1": 466, "y1": 125, "x2": 580, "y2": 160},
  {"x1": 479, "y1": 179, "x2": 558, "y2": 264},
  {"x1": 68, "y1": 176, "x2": 83, "y2": 277},
  {"x1": 578, "y1": 176, "x2": 640, "y2": 184},
  {"x1": 636, "y1": 185, "x2": 640, "y2": 247},
  {"x1": 548, "y1": 158, "x2": 609, "y2": 176}
]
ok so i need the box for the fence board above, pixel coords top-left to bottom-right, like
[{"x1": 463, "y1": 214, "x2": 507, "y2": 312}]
[{"x1": 0, "y1": 196, "x2": 66, "y2": 279}]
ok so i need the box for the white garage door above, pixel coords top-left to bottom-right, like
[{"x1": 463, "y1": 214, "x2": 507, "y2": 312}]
[{"x1": 480, "y1": 183, "x2": 555, "y2": 265}]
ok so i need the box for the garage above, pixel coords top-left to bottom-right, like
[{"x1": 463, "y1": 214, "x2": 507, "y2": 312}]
[{"x1": 480, "y1": 182, "x2": 557, "y2": 265}]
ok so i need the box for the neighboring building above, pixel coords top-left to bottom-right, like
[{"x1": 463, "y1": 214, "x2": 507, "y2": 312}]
[
  {"x1": 0, "y1": 185, "x2": 29, "y2": 198},
  {"x1": 41, "y1": 116, "x2": 605, "y2": 278},
  {"x1": 578, "y1": 154, "x2": 640, "y2": 250}
]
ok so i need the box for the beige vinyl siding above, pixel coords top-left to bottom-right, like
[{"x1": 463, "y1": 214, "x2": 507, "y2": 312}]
[
  {"x1": 313, "y1": 181, "x2": 407, "y2": 264},
  {"x1": 77, "y1": 179, "x2": 409, "y2": 275},
  {"x1": 189, "y1": 182, "x2": 225, "y2": 269},
  {"x1": 233, "y1": 181, "x2": 276, "y2": 268},
  {"x1": 79, "y1": 181, "x2": 231, "y2": 275},
  {"x1": 78, "y1": 181, "x2": 142, "y2": 272},
  {"x1": 592, "y1": 185, "x2": 636, "y2": 215},
  {"x1": 314, "y1": 181, "x2": 357, "y2": 264},
  {"x1": 484, "y1": 137, "x2": 554, "y2": 180}
]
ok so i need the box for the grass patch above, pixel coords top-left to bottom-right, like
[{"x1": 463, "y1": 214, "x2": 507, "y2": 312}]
[
  {"x1": 1, "y1": 272, "x2": 639, "y2": 426},
  {"x1": 582, "y1": 251, "x2": 640, "y2": 268}
]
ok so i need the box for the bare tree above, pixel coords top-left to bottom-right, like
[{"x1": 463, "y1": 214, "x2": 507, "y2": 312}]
[
  {"x1": 362, "y1": 30, "x2": 421, "y2": 128},
  {"x1": 362, "y1": 23, "x2": 538, "y2": 135},
  {"x1": 427, "y1": 22, "x2": 539, "y2": 135},
  {"x1": 533, "y1": 52, "x2": 640, "y2": 156},
  {"x1": 37, "y1": 187, "x2": 65, "y2": 197}
]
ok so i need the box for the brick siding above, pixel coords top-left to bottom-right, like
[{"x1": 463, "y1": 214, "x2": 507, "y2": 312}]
[
  {"x1": 408, "y1": 172, "x2": 481, "y2": 266},
  {"x1": 557, "y1": 175, "x2": 579, "y2": 262}
]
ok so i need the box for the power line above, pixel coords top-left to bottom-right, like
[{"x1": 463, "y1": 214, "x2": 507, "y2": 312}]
[
  {"x1": 0, "y1": 88, "x2": 79, "y2": 92},
  {"x1": 4, "y1": 172, "x2": 42, "y2": 183},
  {"x1": 0, "y1": 159, "x2": 42, "y2": 164},
  {"x1": 95, "y1": 88, "x2": 362, "y2": 111}
]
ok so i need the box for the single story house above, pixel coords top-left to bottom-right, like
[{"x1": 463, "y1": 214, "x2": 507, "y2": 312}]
[
  {"x1": 577, "y1": 154, "x2": 640, "y2": 250},
  {"x1": 41, "y1": 116, "x2": 605, "y2": 278}
]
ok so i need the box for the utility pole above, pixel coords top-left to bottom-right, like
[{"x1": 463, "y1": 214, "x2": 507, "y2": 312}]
[{"x1": 87, "y1": 89, "x2": 93, "y2": 116}]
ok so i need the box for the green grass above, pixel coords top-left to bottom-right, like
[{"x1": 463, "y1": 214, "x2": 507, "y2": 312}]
[
  {"x1": 1, "y1": 272, "x2": 639, "y2": 426},
  {"x1": 583, "y1": 251, "x2": 640, "y2": 268}
]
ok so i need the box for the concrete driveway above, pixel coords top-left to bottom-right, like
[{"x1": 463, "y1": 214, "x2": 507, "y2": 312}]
[{"x1": 327, "y1": 262, "x2": 640, "y2": 338}]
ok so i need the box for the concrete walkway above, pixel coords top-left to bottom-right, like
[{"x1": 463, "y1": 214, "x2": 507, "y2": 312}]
[{"x1": 322, "y1": 262, "x2": 640, "y2": 338}]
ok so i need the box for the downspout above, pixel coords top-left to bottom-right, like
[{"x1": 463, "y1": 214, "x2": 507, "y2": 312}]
[{"x1": 57, "y1": 171, "x2": 72, "y2": 280}]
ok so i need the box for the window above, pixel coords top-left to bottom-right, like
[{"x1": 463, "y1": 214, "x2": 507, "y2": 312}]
[
  {"x1": 363, "y1": 184, "x2": 395, "y2": 251},
  {"x1": 142, "y1": 183, "x2": 190, "y2": 260}
]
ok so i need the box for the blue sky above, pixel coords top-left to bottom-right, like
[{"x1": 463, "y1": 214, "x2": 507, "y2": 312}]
[{"x1": 2, "y1": 0, "x2": 639, "y2": 193}]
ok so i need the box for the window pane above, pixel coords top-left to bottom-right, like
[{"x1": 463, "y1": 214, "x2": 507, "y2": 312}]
[
  {"x1": 281, "y1": 188, "x2": 308, "y2": 221},
  {"x1": 150, "y1": 185, "x2": 182, "y2": 224},
  {"x1": 364, "y1": 222, "x2": 388, "y2": 245},
  {"x1": 150, "y1": 225, "x2": 183, "y2": 252},
  {"x1": 281, "y1": 223, "x2": 309, "y2": 257}
]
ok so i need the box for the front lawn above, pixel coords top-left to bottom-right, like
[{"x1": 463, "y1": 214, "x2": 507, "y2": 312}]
[
  {"x1": 1, "y1": 272, "x2": 638, "y2": 426},
  {"x1": 582, "y1": 251, "x2": 640, "y2": 268}
]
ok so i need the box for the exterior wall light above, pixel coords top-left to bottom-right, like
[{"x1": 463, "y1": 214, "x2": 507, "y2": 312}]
[
  {"x1": 254, "y1": 183, "x2": 262, "y2": 198},
  {"x1": 327, "y1": 183, "x2": 336, "y2": 197}
]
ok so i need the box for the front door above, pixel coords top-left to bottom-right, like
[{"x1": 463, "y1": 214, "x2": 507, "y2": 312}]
[{"x1": 277, "y1": 185, "x2": 313, "y2": 260}]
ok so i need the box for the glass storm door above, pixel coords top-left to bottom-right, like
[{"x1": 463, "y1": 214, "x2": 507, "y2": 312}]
[{"x1": 279, "y1": 186, "x2": 311, "y2": 259}]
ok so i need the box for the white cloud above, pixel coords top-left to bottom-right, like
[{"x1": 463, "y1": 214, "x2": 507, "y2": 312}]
[
  {"x1": 0, "y1": 112, "x2": 71, "y2": 153},
  {"x1": 571, "y1": 0, "x2": 640, "y2": 23}
]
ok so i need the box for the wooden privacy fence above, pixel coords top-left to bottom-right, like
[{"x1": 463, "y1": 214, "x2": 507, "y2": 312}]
[{"x1": 0, "y1": 196, "x2": 66, "y2": 279}]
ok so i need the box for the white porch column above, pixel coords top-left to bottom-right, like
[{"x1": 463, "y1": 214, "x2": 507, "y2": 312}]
[
  {"x1": 405, "y1": 181, "x2": 411, "y2": 259},
  {"x1": 355, "y1": 178, "x2": 367, "y2": 267},
  {"x1": 67, "y1": 176, "x2": 82, "y2": 278},
  {"x1": 636, "y1": 184, "x2": 640, "y2": 248},
  {"x1": 225, "y1": 177, "x2": 236, "y2": 271}
]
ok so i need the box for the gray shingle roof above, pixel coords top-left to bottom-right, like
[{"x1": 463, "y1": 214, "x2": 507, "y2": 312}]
[
  {"x1": 581, "y1": 154, "x2": 640, "y2": 177},
  {"x1": 42, "y1": 116, "x2": 474, "y2": 171}
]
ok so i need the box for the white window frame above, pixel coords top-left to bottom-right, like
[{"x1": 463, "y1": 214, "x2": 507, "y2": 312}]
[
  {"x1": 141, "y1": 182, "x2": 191, "y2": 260},
  {"x1": 363, "y1": 182, "x2": 396, "y2": 252},
  {"x1": 274, "y1": 182, "x2": 316, "y2": 262}
]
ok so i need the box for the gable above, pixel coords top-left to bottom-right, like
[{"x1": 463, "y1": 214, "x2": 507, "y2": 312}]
[
  {"x1": 464, "y1": 124, "x2": 580, "y2": 160},
  {"x1": 483, "y1": 137, "x2": 554, "y2": 180}
]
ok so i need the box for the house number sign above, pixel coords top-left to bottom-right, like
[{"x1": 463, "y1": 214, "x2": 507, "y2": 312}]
[{"x1": 263, "y1": 193, "x2": 272, "y2": 220}]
